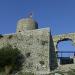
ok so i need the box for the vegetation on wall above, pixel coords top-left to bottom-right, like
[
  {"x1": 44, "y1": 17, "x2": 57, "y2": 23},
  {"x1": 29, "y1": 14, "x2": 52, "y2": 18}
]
[
  {"x1": 8, "y1": 35, "x2": 13, "y2": 39},
  {"x1": 0, "y1": 34, "x2": 3, "y2": 39},
  {"x1": 41, "y1": 40, "x2": 47, "y2": 45},
  {"x1": 0, "y1": 44, "x2": 24, "y2": 75}
]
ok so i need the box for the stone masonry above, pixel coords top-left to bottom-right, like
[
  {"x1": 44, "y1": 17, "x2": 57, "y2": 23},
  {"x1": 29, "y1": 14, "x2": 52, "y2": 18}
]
[
  {"x1": 0, "y1": 16, "x2": 54, "y2": 75},
  {"x1": 2, "y1": 16, "x2": 75, "y2": 74}
]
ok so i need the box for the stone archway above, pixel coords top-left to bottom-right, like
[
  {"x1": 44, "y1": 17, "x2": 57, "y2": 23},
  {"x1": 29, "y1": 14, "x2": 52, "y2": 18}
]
[
  {"x1": 56, "y1": 38, "x2": 75, "y2": 65},
  {"x1": 56, "y1": 38, "x2": 73, "y2": 50},
  {"x1": 53, "y1": 33, "x2": 75, "y2": 66},
  {"x1": 53, "y1": 33, "x2": 75, "y2": 52}
]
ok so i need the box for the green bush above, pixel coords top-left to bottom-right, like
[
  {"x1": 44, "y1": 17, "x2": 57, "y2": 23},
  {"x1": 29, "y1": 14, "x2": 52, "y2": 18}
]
[
  {"x1": 0, "y1": 44, "x2": 24, "y2": 75},
  {"x1": 0, "y1": 34, "x2": 3, "y2": 39}
]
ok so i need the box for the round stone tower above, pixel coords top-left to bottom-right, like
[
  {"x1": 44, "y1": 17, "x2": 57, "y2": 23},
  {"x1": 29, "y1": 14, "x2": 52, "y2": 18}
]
[{"x1": 16, "y1": 17, "x2": 38, "y2": 33}]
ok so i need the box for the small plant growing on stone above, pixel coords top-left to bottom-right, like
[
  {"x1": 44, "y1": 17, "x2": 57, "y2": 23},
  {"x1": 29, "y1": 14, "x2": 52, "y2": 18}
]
[
  {"x1": 41, "y1": 40, "x2": 48, "y2": 45},
  {"x1": 8, "y1": 35, "x2": 13, "y2": 39},
  {"x1": 0, "y1": 44, "x2": 24, "y2": 75},
  {"x1": 0, "y1": 34, "x2": 3, "y2": 39}
]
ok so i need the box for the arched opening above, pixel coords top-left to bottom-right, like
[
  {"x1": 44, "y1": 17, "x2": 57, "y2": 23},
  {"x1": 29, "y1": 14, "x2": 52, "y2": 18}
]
[{"x1": 57, "y1": 38, "x2": 75, "y2": 65}]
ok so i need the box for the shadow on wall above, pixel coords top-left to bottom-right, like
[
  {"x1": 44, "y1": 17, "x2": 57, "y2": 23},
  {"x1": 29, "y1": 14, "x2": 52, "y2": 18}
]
[{"x1": 50, "y1": 33, "x2": 58, "y2": 70}]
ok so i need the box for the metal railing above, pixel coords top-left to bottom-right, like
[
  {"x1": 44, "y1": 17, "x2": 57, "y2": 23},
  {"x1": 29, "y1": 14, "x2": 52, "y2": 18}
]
[{"x1": 57, "y1": 51, "x2": 75, "y2": 58}]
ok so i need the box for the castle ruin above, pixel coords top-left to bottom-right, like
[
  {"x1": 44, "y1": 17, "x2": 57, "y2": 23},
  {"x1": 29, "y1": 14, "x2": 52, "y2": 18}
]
[{"x1": 0, "y1": 16, "x2": 75, "y2": 75}]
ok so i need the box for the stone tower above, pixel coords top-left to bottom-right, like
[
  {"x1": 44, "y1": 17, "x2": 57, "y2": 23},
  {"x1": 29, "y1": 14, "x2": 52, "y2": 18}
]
[
  {"x1": 16, "y1": 17, "x2": 51, "y2": 74},
  {"x1": 16, "y1": 17, "x2": 38, "y2": 33}
]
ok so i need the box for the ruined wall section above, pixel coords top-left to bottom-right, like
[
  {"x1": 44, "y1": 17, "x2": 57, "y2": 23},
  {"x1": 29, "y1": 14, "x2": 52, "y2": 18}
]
[
  {"x1": 16, "y1": 28, "x2": 50, "y2": 74},
  {"x1": 0, "y1": 34, "x2": 17, "y2": 49},
  {"x1": 0, "y1": 28, "x2": 50, "y2": 74}
]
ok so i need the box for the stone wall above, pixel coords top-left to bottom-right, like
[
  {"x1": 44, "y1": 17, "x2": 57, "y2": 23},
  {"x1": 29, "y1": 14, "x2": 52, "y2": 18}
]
[
  {"x1": 17, "y1": 28, "x2": 50, "y2": 74},
  {"x1": 0, "y1": 28, "x2": 51, "y2": 74}
]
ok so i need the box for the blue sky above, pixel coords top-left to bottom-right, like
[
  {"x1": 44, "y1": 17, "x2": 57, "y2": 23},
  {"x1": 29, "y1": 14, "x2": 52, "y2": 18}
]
[
  {"x1": 0, "y1": 0, "x2": 75, "y2": 57},
  {"x1": 58, "y1": 41, "x2": 75, "y2": 57},
  {"x1": 0, "y1": 0, "x2": 75, "y2": 35}
]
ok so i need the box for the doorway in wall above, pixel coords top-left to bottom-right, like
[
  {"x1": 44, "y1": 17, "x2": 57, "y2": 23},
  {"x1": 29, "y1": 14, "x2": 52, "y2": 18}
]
[{"x1": 57, "y1": 39, "x2": 75, "y2": 65}]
